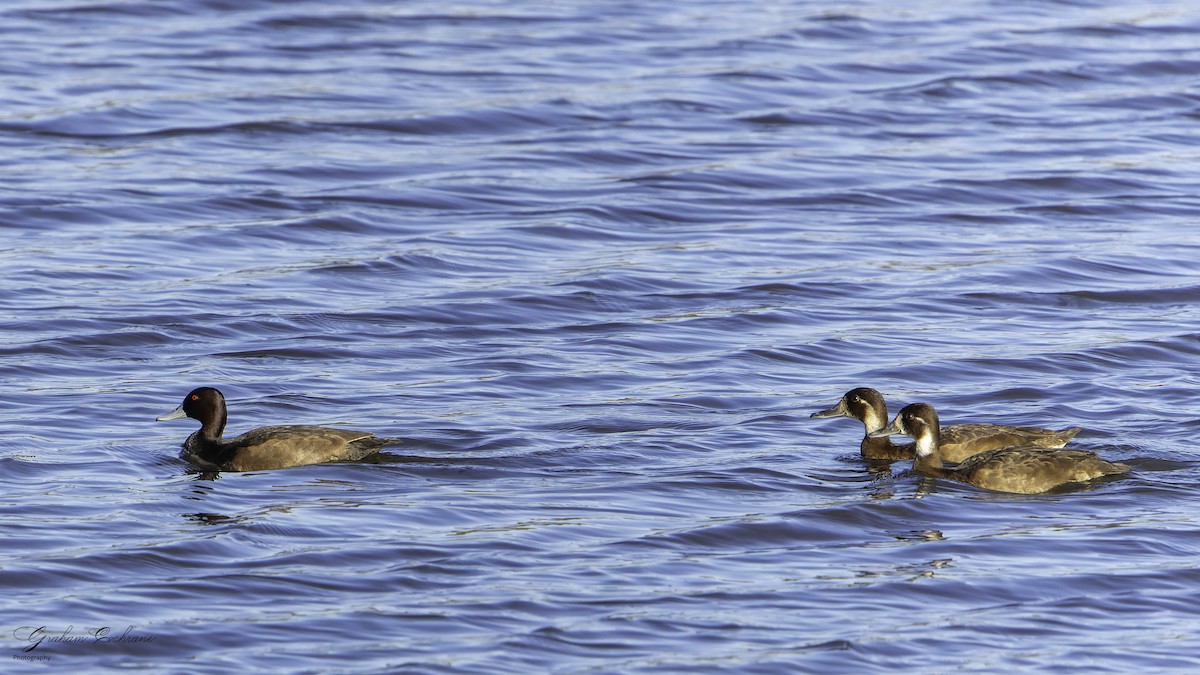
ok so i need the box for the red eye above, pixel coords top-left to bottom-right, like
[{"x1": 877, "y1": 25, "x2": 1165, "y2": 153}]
[{"x1": 191, "y1": 394, "x2": 199, "y2": 401}]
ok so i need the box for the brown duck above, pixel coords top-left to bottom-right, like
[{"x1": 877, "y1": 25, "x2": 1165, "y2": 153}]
[
  {"x1": 811, "y1": 387, "x2": 1081, "y2": 462},
  {"x1": 157, "y1": 387, "x2": 401, "y2": 472},
  {"x1": 871, "y1": 402, "x2": 1128, "y2": 494}
]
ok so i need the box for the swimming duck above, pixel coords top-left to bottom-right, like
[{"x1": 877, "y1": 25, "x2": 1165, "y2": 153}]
[
  {"x1": 870, "y1": 402, "x2": 1128, "y2": 494},
  {"x1": 810, "y1": 387, "x2": 1081, "y2": 462},
  {"x1": 156, "y1": 387, "x2": 401, "y2": 472}
]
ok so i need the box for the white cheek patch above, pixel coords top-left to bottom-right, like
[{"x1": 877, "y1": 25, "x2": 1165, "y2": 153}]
[
  {"x1": 863, "y1": 408, "x2": 886, "y2": 432},
  {"x1": 908, "y1": 419, "x2": 936, "y2": 456},
  {"x1": 914, "y1": 433, "x2": 936, "y2": 456}
]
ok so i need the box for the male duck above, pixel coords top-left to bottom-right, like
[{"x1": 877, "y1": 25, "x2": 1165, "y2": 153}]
[
  {"x1": 157, "y1": 387, "x2": 401, "y2": 472},
  {"x1": 870, "y1": 402, "x2": 1128, "y2": 494},
  {"x1": 811, "y1": 387, "x2": 1081, "y2": 462}
]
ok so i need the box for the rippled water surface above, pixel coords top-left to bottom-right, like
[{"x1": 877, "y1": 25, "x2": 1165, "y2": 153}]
[{"x1": 3, "y1": 0, "x2": 1200, "y2": 671}]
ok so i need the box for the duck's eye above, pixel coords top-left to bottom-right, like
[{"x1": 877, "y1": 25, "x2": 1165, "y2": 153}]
[
  {"x1": 851, "y1": 397, "x2": 862, "y2": 404},
  {"x1": 191, "y1": 394, "x2": 199, "y2": 401}
]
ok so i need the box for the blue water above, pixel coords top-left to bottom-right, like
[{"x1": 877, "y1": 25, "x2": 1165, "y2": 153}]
[{"x1": 3, "y1": 0, "x2": 1200, "y2": 671}]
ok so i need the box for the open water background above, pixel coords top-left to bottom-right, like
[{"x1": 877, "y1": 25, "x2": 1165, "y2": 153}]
[{"x1": 2, "y1": 0, "x2": 1200, "y2": 672}]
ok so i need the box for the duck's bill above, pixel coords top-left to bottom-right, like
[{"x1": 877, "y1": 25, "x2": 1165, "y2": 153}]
[
  {"x1": 868, "y1": 419, "x2": 902, "y2": 438},
  {"x1": 810, "y1": 400, "x2": 848, "y2": 419},
  {"x1": 156, "y1": 406, "x2": 187, "y2": 422}
]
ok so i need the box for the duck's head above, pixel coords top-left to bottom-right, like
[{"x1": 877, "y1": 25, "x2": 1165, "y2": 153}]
[
  {"x1": 157, "y1": 387, "x2": 228, "y2": 437},
  {"x1": 870, "y1": 402, "x2": 940, "y2": 457},
  {"x1": 810, "y1": 387, "x2": 889, "y2": 432}
]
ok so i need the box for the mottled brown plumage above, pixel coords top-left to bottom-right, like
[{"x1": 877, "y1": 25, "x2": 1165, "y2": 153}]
[
  {"x1": 872, "y1": 403, "x2": 1128, "y2": 494},
  {"x1": 157, "y1": 387, "x2": 400, "y2": 472},
  {"x1": 811, "y1": 387, "x2": 1080, "y2": 461}
]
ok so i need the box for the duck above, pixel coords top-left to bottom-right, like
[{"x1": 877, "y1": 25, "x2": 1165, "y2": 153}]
[
  {"x1": 156, "y1": 387, "x2": 402, "y2": 472},
  {"x1": 870, "y1": 402, "x2": 1128, "y2": 494},
  {"x1": 810, "y1": 387, "x2": 1081, "y2": 462}
]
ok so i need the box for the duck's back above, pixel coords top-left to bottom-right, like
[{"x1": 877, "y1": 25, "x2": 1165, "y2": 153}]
[
  {"x1": 939, "y1": 423, "x2": 1081, "y2": 462},
  {"x1": 954, "y1": 447, "x2": 1128, "y2": 494},
  {"x1": 220, "y1": 425, "x2": 385, "y2": 471}
]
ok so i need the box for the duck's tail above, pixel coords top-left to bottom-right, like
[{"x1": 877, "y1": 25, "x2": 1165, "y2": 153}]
[
  {"x1": 1051, "y1": 426, "x2": 1083, "y2": 447},
  {"x1": 1025, "y1": 426, "x2": 1082, "y2": 448}
]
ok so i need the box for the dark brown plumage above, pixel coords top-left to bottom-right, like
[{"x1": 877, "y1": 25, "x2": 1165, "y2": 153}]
[
  {"x1": 871, "y1": 402, "x2": 1128, "y2": 494},
  {"x1": 157, "y1": 387, "x2": 400, "y2": 472},
  {"x1": 810, "y1": 387, "x2": 1080, "y2": 461}
]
